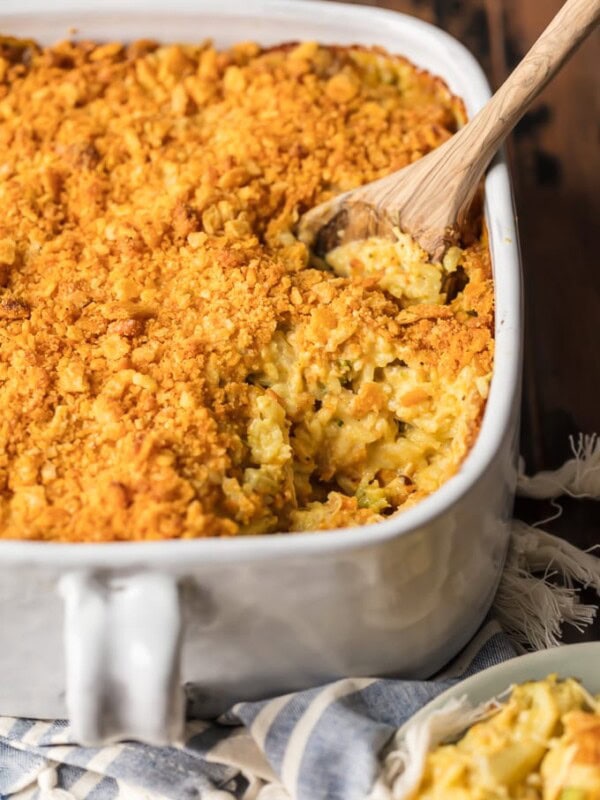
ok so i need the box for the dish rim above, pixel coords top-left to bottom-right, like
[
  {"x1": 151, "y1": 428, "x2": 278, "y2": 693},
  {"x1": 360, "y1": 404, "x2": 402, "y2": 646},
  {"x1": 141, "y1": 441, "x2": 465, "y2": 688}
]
[
  {"x1": 398, "y1": 641, "x2": 600, "y2": 735},
  {"x1": 0, "y1": 0, "x2": 522, "y2": 564}
]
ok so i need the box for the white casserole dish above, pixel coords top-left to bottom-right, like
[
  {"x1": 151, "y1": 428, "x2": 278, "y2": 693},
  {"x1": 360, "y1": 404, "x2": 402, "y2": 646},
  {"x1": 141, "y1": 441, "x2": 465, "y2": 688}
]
[{"x1": 0, "y1": 0, "x2": 523, "y2": 745}]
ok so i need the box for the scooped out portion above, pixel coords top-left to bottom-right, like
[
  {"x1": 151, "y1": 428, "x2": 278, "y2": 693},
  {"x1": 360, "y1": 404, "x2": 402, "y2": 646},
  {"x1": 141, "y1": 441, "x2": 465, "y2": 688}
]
[
  {"x1": 274, "y1": 231, "x2": 493, "y2": 532},
  {"x1": 0, "y1": 36, "x2": 493, "y2": 541}
]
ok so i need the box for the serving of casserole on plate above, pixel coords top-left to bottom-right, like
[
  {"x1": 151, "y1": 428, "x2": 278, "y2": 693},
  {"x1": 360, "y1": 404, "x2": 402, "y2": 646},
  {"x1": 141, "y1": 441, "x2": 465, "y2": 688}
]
[
  {"x1": 389, "y1": 643, "x2": 600, "y2": 800},
  {"x1": 0, "y1": 34, "x2": 494, "y2": 542},
  {"x1": 414, "y1": 677, "x2": 600, "y2": 800}
]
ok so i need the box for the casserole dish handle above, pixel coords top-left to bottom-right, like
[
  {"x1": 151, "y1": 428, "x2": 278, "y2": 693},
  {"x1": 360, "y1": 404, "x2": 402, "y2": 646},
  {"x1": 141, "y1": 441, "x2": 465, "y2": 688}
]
[{"x1": 59, "y1": 571, "x2": 184, "y2": 745}]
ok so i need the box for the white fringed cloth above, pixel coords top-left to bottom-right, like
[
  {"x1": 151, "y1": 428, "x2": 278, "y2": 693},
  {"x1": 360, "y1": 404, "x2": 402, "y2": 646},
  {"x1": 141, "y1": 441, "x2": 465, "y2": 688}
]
[{"x1": 496, "y1": 433, "x2": 600, "y2": 649}]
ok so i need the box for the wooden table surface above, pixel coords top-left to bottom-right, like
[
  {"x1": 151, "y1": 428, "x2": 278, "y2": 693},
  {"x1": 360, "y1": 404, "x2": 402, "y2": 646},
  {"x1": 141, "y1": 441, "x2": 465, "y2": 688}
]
[{"x1": 328, "y1": 0, "x2": 600, "y2": 641}]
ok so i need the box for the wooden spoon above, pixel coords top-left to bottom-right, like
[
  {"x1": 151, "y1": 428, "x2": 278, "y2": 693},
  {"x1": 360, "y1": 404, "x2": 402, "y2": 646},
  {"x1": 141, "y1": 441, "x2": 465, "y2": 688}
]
[{"x1": 297, "y1": 0, "x2": 600, "y2": 261}]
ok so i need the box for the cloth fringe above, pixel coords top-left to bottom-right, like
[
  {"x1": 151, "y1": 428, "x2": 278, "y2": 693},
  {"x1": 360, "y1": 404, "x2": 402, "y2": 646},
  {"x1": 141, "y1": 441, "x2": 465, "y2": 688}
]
[
  {"x1": 495, "y1": 432, "x2": 600, "y2": 649},
  {"x1": 492, "y1": 521, "x2": 600, "y2": 650},
  {"x1": 517, "y1": 433, "x2": 600, "y2": 499}
]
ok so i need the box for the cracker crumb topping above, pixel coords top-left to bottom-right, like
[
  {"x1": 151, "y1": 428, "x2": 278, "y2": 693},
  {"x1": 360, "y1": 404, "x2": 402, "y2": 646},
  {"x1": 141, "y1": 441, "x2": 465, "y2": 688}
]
[{"x1": 0, "y1": 37, "x2": 493, "y2": 541}]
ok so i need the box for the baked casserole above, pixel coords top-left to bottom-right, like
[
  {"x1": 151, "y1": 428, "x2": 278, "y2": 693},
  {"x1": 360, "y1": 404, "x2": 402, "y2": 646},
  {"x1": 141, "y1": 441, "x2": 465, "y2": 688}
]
[{"x1": 0, "y1": 36, "x2": 494, "y2": 541}]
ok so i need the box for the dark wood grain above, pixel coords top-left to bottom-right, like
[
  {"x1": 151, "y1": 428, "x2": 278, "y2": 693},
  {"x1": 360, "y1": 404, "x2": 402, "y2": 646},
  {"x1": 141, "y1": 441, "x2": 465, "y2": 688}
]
[{"x1": 326, "y1": 0, "x2": 600, "y2": 641}]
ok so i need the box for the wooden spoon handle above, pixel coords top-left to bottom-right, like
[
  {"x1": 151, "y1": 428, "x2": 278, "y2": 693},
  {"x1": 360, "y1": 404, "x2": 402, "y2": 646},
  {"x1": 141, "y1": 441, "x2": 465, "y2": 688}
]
[
  {"x1": 445, "y1": 0, "x2": 600, "y2": 212},
  {"x1": 298, "y1": 0, "x2": 600, "y2": 259}
]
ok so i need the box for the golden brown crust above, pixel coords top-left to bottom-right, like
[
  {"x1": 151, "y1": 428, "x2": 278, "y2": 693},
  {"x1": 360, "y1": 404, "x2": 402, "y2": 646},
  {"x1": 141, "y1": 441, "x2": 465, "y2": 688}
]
[{"x1": 0, "y1": 37, "x2": 493, "y2": 541}]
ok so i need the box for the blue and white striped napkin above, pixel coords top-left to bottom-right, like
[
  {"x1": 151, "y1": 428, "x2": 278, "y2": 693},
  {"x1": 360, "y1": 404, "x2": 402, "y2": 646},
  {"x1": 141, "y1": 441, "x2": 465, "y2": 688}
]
[{"x1": 0, "y1": 624, "x2": 515, "y2": 800}]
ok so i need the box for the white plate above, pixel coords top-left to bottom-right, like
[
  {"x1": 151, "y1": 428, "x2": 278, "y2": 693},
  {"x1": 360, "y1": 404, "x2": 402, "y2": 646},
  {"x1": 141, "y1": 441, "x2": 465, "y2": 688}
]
[{"x1": 403, "y1": 642, "x2": 600, "y2": 734}]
